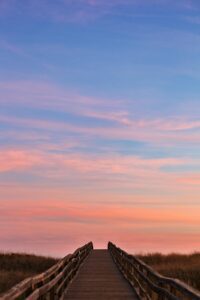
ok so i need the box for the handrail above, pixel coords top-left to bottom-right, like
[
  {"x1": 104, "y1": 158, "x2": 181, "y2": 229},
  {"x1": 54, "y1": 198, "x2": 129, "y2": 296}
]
[
  {"x1": 1, "y1": 242, "x2": 93, "y2": 300},
  {"x1": 108, "y1": 242, "x2": 200, "y2": 300}
]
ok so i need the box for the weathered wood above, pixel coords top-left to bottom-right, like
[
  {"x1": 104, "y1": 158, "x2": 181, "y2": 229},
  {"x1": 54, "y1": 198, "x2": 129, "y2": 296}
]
[
  {"x1": 0, "y1": 242, "x2": 93, "y2": 300},
  {"x1": 1, "y1": 241, "x2": 199, "y2": 300},
  {"x1": 108, "y1": 242, "x2": 200, "y2": 300},
  {"x1": 64, "y1": 249, "x2": 139, "y2": 300}
]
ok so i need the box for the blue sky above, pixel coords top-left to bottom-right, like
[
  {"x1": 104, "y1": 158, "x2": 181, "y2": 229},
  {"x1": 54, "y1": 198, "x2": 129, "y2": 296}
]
[{"x1": 0, "y1": 0, "x2": 200, "y2": 256}]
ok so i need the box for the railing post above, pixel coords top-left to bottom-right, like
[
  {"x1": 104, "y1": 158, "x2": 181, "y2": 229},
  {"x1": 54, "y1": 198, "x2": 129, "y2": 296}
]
[{"x1": 108, "y1": 242, "x2": 200, "y2": 300}]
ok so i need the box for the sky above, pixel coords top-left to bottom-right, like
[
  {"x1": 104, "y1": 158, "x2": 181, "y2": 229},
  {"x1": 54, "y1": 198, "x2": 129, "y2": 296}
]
[{"x1": 0, "y1": 0, "x2": 200, "y2": 257}]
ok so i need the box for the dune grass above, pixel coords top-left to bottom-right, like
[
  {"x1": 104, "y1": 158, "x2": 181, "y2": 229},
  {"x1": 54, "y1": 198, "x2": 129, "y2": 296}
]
[
  {"x1": 0, "y1": 252, "x2": 58, "y2": 295},
  {"x1": 1, "y1": 251, "x2": 199, "y2": 295},
  {"x1": 137, "y1": 252, "x2": 200, "y2": 291}
]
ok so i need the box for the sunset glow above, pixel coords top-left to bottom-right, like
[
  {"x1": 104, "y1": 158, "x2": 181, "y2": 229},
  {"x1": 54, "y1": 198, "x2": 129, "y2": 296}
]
[{"x1": 0, "y1": 0, "x2": 200, "y2": 257}]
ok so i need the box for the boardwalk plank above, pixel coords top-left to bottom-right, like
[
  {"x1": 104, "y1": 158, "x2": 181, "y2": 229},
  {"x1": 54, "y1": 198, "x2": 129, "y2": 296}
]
[{"x1": 64, "y1": 249, "x2": 138, "y2": 300}]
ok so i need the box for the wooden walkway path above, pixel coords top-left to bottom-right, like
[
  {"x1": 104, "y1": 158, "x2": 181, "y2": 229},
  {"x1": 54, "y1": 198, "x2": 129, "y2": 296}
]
[
  {"x1": 2, "y1": 242, "x2": 200, "y2": 300},
  {"x1": 64, "y1": 250, "x2": 138, "y2": 300}
]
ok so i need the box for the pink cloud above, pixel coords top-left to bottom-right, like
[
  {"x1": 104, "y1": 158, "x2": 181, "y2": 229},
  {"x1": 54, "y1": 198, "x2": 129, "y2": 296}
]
[
  {"x1": 0, "y1": 80, "x2": 105, "y2": 111},
  {"x1": 1, "y1": 80, "x2": 200, "y2": 149},
  {"x1": 0, "y1": 148, "x2": 199, "y2": 202},
  {"x1": 1, "y1": 200, "x2": 200, "y2": 225},
  {"x1": 85, "y1": 110, "x2": 200, "y2": 131},
  {"x1": 0, "y1": 149, "x2": 200, "y2": 218},
  {"x1": 177, "y1": 175, "x2": 200, "y2": 185},
  {"x1": 0, "y1": 148, "x2": 188, "y2": 175},
  {"x1": 1, "y1": 114, "x2": 200, "y2": 149},
  {"x1": 0, "y1": 150, "x2": 44, "y2": 172},
  {"x1": 0, "y1": 199, "x2": 199, "y2": 255}
]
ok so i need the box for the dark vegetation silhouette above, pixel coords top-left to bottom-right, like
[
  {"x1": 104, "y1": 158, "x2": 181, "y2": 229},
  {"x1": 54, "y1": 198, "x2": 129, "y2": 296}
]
[
  {"x1": 138, "y1": 252, "x2": 200, "y2": 291},
  {"x1": 0, "y1": 252, "x2": 58, "y2": 294},
  {"x1": 1, "y1": 251, "x2": 200, "y2": 294}
]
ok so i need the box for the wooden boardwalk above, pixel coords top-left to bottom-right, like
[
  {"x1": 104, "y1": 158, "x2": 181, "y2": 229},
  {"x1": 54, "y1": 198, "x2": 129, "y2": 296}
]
[
  {"x1": 2, "y1": 242, "x2": 200, "y2": 300},
  {"x1": 64, "y1": 249, "x2": 138, "y2": 300}
]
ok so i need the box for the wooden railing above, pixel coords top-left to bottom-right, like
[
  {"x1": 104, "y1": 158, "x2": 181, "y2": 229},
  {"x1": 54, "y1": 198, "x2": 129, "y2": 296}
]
[
  {"x1": 108, "y1": 242, "x2": 200, "y2": 300},
  {"x1": 1, "y1": 242, "x2": 93, "y2": 300}
]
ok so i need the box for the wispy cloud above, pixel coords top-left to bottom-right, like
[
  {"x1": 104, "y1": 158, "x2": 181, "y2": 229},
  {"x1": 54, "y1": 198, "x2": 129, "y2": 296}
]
[
  {"x1": 0, "y1": 199, "x2": 199, "y2": 255},
  {"x1": 0, "y1": 80, "x2": 105, "y2": 111},
  {"x1": 0, "y1": 40, "x2": 27, "y2": 56},
  {"x1": 177, "y1": 175, "x2": 200, "y2": 185},
  {"x1": 0, "y1": 40, "x2": 57, "y2": 72},
  {"x1": 0, "y1": 0, "x2": 198, "y2": 23},
  {"x1": 0, "y1": 148, "x2": 199, "y2": 198},
  {"x1": 1, "y1": 80, "x2": 200, "y2": 148},
  {"x1": 0, "y1": 149, "x2": 186, "y2": 174},
  {"x1": 1, "y1": 114, "x2": 200, "y2": 149},
  {"x1": 1, "y1": 0, "x2": 200, "y2": 255},
  {"x1": 1, "y1": 199, "x2": 199, "y2": 225}
]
